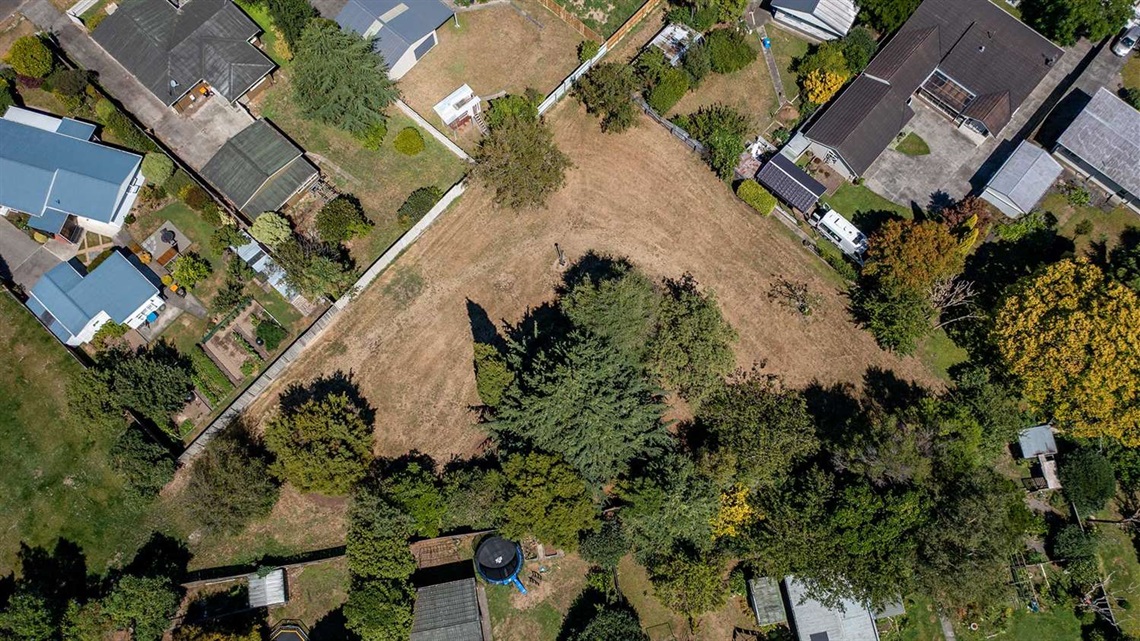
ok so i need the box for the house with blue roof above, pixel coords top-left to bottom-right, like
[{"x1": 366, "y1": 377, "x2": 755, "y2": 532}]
[
  {"x1": 333, "y1": 0, "x2": 453, "y2": 79},
  {"x1": 0, "y1": 107, "x2": 145, "y2": 241},
  {"x1": 25, "y1": 251, "x2": 164, "y2": 346}
]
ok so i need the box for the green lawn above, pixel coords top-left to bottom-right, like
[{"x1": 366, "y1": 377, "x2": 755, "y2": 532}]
[
  {"x1": 271, "y1": 559, "x2": 349, "y2": 628},
  {"x1": 990, "y1": 0, "x2": 1022, "y2": 18},
  {"x1": 881, "y1": 594, "x2": 944, "y2": 641},
  {"x1": 896, "y1": 132, "x2": 931, "y2": 157},
  {"x1": 549, "y1": 0, "x2": 644, "y2": 36},
  {"x1": 916, "y1": 328, "x2": 968, "y2": 383},
  {"x1": 0, "y1": 293, "x2": 155, "y2": 575},
  {"x1": 234, "y1": 0, "x2": 289, "y2": 66},
  {"x1": 958, "y1": 607, "x2": 1081, "y2": 641},
  {"x1": 258, "y1": 74, "x2": 468, "y2": 265},
  {"x1": 1098, "y1": 526, "x2": 1140, "y2": 636},
  {"x1": 486, "y1": 583, "x2": 564, "y2": 641},
  {"x1": 1039, "y1": 191, "x2": 1138, "y2": 256},
  {"x1": 766, "y1": 26, "x2": 811, "y2": 102},
  {"x1": 1125, "y1": 57, "x2": 1140, "y2": 92},
  {"x1": 822, "y1": 183, "x2": 913, "y2": 235}
]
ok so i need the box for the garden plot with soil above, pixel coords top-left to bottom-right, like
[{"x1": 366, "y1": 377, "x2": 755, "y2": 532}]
[
  {"x1": 245, "y1": 100, "x2": 945, "y2": 463},
  {"x1": 203, "y1": 301, "x2": 272, "y2": 383}
]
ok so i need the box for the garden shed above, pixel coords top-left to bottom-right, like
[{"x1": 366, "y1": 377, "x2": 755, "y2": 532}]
[
  {"x1": 757, "y1": 153, "x2": 827, "y2": 213},
  {"x1": 410, "y1": 578, "x2": 485, "y2": 641},
  {"x1": 1018, "y1": 424, "x2": 1061, "y2": 490},
  {"x1": 649, "y1": 24, "x2": 702, "y2": 66},
  {"x1": 748, "y1": 576, "x2": 788, "y2": 627},
  {"x1": 247, "y1": 568, "x2": 287, "y2": 608},
  {"x1": 201, "y1": 119, "x2": 318, "y2": 219},
  {"x1": 982, "y1": 141, "x2": 1062, "y2": 218}
]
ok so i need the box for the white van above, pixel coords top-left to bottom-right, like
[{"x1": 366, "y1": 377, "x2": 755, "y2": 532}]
[{"x1": 810, "y1": 207, "x2": 868, "y2": 259}]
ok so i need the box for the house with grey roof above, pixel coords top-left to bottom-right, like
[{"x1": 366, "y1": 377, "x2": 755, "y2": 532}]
[
  {"x1": 982, "y1": 141, "x2": 1063, "y2": 218},
  {"x1": 92, "y1": 0, "x2": 275, "y2": 107},
  {"x1": 201, "y1": 119, "x2": 318, "y2": 220},
  {"x1": 410, "y1": 578, "x2": 485, "y2": 641},
  {"x1": 25, "y1": 251, "x2": 164, "y2": 346},
  {"x1": 803, "y1": 0, "x2": 1062, "y2": 178},
  {"x1": 1053, "y1": 87, "x2": 1140, "y2": 214},
  {"x1": 770, "y1": 0, "x2": 857, "y2": 40},
  {"x1": 334, "y1": 0, "x2": 453, "y2": 79},
  {"x1": 0, "y1": 106, "x2": 144, "y2": 241}
]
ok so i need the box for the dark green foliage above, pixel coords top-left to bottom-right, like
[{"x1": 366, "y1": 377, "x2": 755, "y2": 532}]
[
  {"x1": 473, "y1": 342, "x2": 513, "y2": 408},
  {"x1": 698, "y1": 371, "x2": 820, "y2": 489},
  {"x1": 111, "y1": 427, "x2": 175, "y2": 498},
  {"x1": 635, "y1": 49, "x2": 671, "y2": 89},
  {"x1": 265, "y1": 389, "x2": 374, "y2": 494},
  {"x1": 500, "y1": 452, "x2": 599, "y2": 550},
  {"x1": 441, "y1": 464, "x2": 505, "y2": 531},
  {"x1": 256, "y1": 317, "x2": 288, "y2": 351},
  {"x1": 1021, "y1": 0, "x2": 1133, "y2": 46},
  {"x1": 1059, "y1": 448, "x2": 1116, "y2": 514},
  {"x1": 841, "y1": 27, "x2": 878, "y2": 74},
  {"x1": 0, "y1": 592, "x2": 54, "y2": 640},
  {"x1": 706, "y1": 28, "x2": 755, "y2": 74},
  {"x1": 347, "y1": 486, "x2": 417, "y2": 580},
  {"x1": 1123, "y1": 88, "x2": 1140, "y2": 111},
  {"x1": 211, "y1": 224, "x2": 247, "y2": 255},
  {"x1": 560, "y1": 261, "x2": 660, "y2": 361},
  {"x1": 858, "y1": 0, "x2": 922, "y2": 34},
  {"x1": 946, "y1": 365, "x2": 1025, "y2": 459},
  {"x1": 83, "y1": 346, "x2": 195, "y2": 433},
  {"x1": 0, "y1": 78, "x2": 16, "y2": 113},
  {"x1": 647, "y1": 274, "x2": 737, "y2": 403},
  {"x1": 579, "y1": 519, "x2": 629, "y2": 569},
  {"x1": 682, "y1": 42, "x2": 711, "y2": 86},
  {"x1": 274, "y1": 237, "x2": 357, "y2": 297},
  {"x1": 679, "y1": 104, "x2": 750, "y2": 179},
  {"x1": 496, "y1": 331, "x2": 669, "y2": 483},
  {"x1": 190, "y1": 345, "x2": 233, "y2": 404},
  {"x1": 211, "y1": 254, "x2": 254, "y2": 315},
  {"x1": 292, "y1": 20, "x2": 398, "y2": 136},
  {"x1": 649, "y1": 552, "x2": 727, "y2": 626},
  {"x1": 186, "y1": 428, "x2": 280, "y2": 534},
  {"x1": 574, "y1": 62, "x2": 638, "y2": 133},
  {"x1": 646, "y1": 66, "x2": 689, "y2": 113},
  {"x1": 343, "y1": 578, "x2": 414, "y2": 641},
  {"x1": 393, "y1": 127, "x2": 425, "y2": 155},
  {"x1": 570, "y1": 605, "x2": 649, "y2": 641},
  {"x1": 474, "y1": 102, "x2": 570, "y2": 210},
  {"x1": 266, "y1": 0, "x2": 315, "y2": 48},
  {"x1": 666, "y1": 3, "x2": 719, "y2": 31},
  {"x1": 45, "y1": 68, "x2": 89, "y2": 97},
  {"x1": 618, "y1": 454, "x2": 718, "y2": 563},
  {"x1": 179, "y1": 185, "x2": 213, "y2": 211},
  {"x1": 853, "y1": 285, "x2": 933, "y2": 354},
  {"x1": 396, "y1": 186, "x2": 443, "y2": 226},
  {"x1": 484, "y1": 90, "x2": 540, "y2": 130},
  {"x1": 578, "y1": 39, "x2": 601, "y2": 62},
  {"x1": 378, "y1": 461, "x2": 446, "y2": 538},
  {"x1": 316, "y1": 195, "x2": 372, "y2": 242},
  {"x1": 103, "y1": 109, "x2": 158, "y2": 152},
  {"x1": 1111, "y1": 227, "x2": 1140, "y2": 291},
  {"x1": 103, "y1": 575, "x2": 180, "y2": 641}
]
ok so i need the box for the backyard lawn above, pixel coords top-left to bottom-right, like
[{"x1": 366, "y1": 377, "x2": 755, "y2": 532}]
[
  {"x1": 255, "y1": 73, "x2": 469, "y2": 265},
  {"x1": 485, "y1": 553, "x2": 589, "y2": 641},
  {"x1": 0, "y1": 293, "x2": 155, "y2": 575},
  {"x1": 765, "y1": 25, "x2": 811, "y2": 104},
  {"x1": 234, "y1": 0, "x2": 290, "y2": 66},
  {"x1": 1125, "y1": 57, "x2": 1140, "y2": 92},
  {"x1": 880, "y1": 594, "x2": 945, "y2": 641},
  {"x1": 1097, "y1": 526, "x2": 1140, "y2": 637},
  {"x1": 549, "y1": 0, "x2": 645, "y2": 36},
  {"x1": 1039, "y1": 191, "x2": 1137, "y2": 256},
  {"x1": 822, "y1": 182, "x2": 914, "y2": 234},
  {"x1": 669, "y1": 46, "x2": 779, "y2": 135}
]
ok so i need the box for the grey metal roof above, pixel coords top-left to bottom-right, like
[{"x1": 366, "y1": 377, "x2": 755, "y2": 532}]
[
  {"x1": 1018, "y1": 424, "x2": 1058, "y2": 459},
  {"x1": 785, "y1": 577, "x2": 880, "y2": 641},
  {"x1": 1056, "y1": 88, "x2": 1140, "y2": 200},
  {"x1": 749, "y1": 577, "x2": 789, "y2": 627},
  {"x1": 248, "y1": 568, "x2": 287, "y2": 608},
  {"x1": 93, "y1": 0, "x2": 275, "y2": 105},
  {"x1": 806, "y1": 0, "x2": 1062, "y2": 175},
  {"x1": 27, "y1": 252, "x2": 159, "y2": 339},
  {"x1": 757, "y1": 153, "x2": 827, "y2": 213},
  {"x1": 983, "y1": 141, "x2": 1062, "y2": 216},
  {"x1": 0, "y1": 108, "x2": 141, "y2": 224},
  {"x1": 410, "y1": 579, "x2": 484, "y2": 641},
  {"x1": 232, "y1": 230, "x2": 298, "y2": 299},
  {"x1": 335, "y1": 0, "x2": 452, "y2": 66},
  {"x1": 770, "y1": 0, "x2": 857, "y2": 38},
  {"x1": 201, "y1": 119, "x2": 317, "y2": 218}
]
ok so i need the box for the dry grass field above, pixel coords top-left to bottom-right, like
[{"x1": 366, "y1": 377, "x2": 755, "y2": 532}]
[
  {"x1": 668, "y1": 55, "x2": 780, "y2": 134},
  {"x1": 245, "y1": 100, "x2": 942, "y2": 463}
]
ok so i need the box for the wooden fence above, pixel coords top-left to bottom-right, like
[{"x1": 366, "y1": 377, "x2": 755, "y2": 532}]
[
  {"x1": 533, "y1": 0, "x2": 603, "y2": 41},
  {"x1": 605, "y1": 0, "x2": 664, "y2": 49},
  {"x1": 632, "y1": 94, "x2": 705, "y2": 155}
]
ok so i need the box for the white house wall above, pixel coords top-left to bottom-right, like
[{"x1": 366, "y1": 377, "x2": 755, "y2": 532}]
[
  {"x1": 388, "y1": 31, "x2": 437, "y2": 80},
  {"x1": 773, "y1": 9, "x2": 843, "y2": 40}
]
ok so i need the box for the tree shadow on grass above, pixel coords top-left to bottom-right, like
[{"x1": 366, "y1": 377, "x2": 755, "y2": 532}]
[
  {"x1": 15, "y1": 539, "x2": 90, "y2": 611},
  {"x1": 122, "y1": 532, "x2": 191, "y2": 583},
  {"x1": 279, "y1": 370, "x2": 375, "y2": 425},
  {"x1": 310, "y1": 606, "x2": 355, "y2": 641}
]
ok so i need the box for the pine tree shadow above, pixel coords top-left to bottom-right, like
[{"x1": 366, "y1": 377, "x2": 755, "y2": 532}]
[
  {"x1": 279, "y1": 370, "x2": 375, "y2": 425},
  {"x1": 122, "y1": 532, "x2": 192, "y2": 583},
  {"x1": 310, "y1": 606, "x2": 354, "y2": 641}
]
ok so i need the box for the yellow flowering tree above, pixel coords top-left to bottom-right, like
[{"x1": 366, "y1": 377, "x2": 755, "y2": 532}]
[
  {"x1": 711, "y1": 486, "x2": 757, "y2": 539},
  {"x1": 994, "y1": 259, "x2": 1140, "y2": 443},
  {"x1": 803, "y1": 69, "x2": 847, "y2": 105}
]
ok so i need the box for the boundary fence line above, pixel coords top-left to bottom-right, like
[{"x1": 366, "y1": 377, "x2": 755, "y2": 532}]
[
  {"x1": 533, "y1": 0, "x2": 603, "y2": 41},
  {"x1": 395, "y1": 99, "x2": 473, "y2": 163},
  {"x1": 632, "y1": 95, "x2": 705, "y2": 155}
]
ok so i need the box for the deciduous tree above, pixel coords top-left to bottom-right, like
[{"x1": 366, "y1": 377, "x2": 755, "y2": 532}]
[
  {"x1": 574, "y1": 62, "x2": 638, "y2": 133},
  {"x1": 1022, "y1": 0, "x2": 1133, "y2": 46},
  {"x1": 250, "y1": 212, "x2": 292, "y2": 247},
  {"x1": 569, "y1": 605, "x2": 649, "y2": 641},
  {"x1": 1059, "y1": 448, "x2": 1117, "y2": 514},
  {"x1": 6, "y1": 36, "x2": 53, "y2": 78},
  {"x1": 103, "y1": 576, "x2": 179, "y2": 641},
  {"x1": 649, "y1": 553, "x2": 726, "y2": 627},
  {"x1": 186, "y1": 429, "x2": 280, "y2": 534},
  {"x1": 859, "y1": 0, "x2": 922, "y2": 34},
  {"x1": 343, "y1": 579, "x2": 414, "y2": 641},
  {"x1": 171, "y1": 253, "x2": 211, "y2": 288},
  {"x1": 316, "y1": 196, "x2": 371, "y2": 242},
  {"x1": 994, "y1": 259, "x2": 1140, "y2": 443}
]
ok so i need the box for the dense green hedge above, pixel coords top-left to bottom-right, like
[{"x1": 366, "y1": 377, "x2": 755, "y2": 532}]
[
  {"x1": 647, "y1": 67, "x2": 689, "y2": 114},
  {"x1": 736, "y1": 179, "x2": 776, "y2": 215},
  {"x1": 707, "y1": 29, "x2": 755, "y2": 74}
]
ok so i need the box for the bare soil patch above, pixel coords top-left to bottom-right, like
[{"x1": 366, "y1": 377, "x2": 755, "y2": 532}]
[{"x1": 246, "y1": 101, "x2": 943, "y2": 463}]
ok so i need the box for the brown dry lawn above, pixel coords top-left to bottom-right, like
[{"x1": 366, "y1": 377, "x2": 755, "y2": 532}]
[
  {"x1": 246, "y1": 100, "x2": 943, "y2": 463},
  {"x1": 398, "y1": 0, "x2": 582, "y2": 148},
  {"x1": 0, "y1": 14, "x2": 35, "y2": 58},
  {"x1": 669, "y1": 56, "x2": 779, "y2": 134}
]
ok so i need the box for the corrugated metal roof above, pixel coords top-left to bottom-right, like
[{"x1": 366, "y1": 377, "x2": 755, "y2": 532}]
[
  {"x1": 1018, "y1": 424, "x2": 1057, "y2": 458},
  {"x1": 27, "y1": 252, "x2": 159, "y2": 338},
  {"x1": 786, "y1": 577, "x2": 879, "y2": 641},
  {"x1": 1056, "y1": 88, "x2": 1140, "y2": 200},
  {"x1": 0, "y1": 108, "x2": 141, "y2": 224},
  {"x1": 983, "y1": 141, "x2": 1061, "y2": 216},
  {"x1": 201, "y1": 120, "x2": 317, "y2": 217},
  {"x1": 93, "y1": 0, "x2": 274, "y2": 105},
  {"x1": 231, "y1": 231, "x2": 299, "y2": 299},
  {"x1": 335, "y1": 0, "x2": 452, "y2": 67},
  {"x1": 410, "y1": 579, "x2": 484, "y2": 641},
  {"x1": 771, "y1": 0, "x2": 856, "y2": 37},
  {"x1": 248, "y1": 569, "x2": 287, "y2": 608},
  {"x1": 757, "y1": 154, "x2": 826, "y2": 213},
  {"x1": 749, "y1": 577, "x2": 789, "y2": 626}
]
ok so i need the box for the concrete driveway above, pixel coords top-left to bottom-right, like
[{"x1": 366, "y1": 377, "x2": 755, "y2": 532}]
[
  {"x1": 0, "y1": 218, "x2": 61, "y2": 290},
  {"x1": 865, "y1": 102, "x2": 980, "y2": 210}
]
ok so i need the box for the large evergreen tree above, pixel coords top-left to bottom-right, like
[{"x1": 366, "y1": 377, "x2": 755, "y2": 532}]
[
  {"x1": 472, "y1": 106, "x2": 571, "y2": 210},
  {"x1": 265, "y1": 391, "x2": 374, "y2": 494}
]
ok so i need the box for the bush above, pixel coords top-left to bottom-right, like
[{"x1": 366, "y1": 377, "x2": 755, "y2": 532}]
[
  {"x1": 256, "y1": 317, "x2": 288, "y2": 351},
  {"x1": 820, "y1": 244, "x2": 858, "y2": 281},
  {"x1": 104, "y1": 110, "x2": 157, "y2": 152},
  {"x1": 1123, "y1": 88, "x2": 1140, "y2": 111},
  {"x1": 141, "y1": 153, "x2": 175, "y2": 185},
  {"x1": 94, "y1": 97, "x2": 118, "y2": 122},
  {"x1": 111, "y1": 427, "x2": 175, "y2": 498},
  {"x1": 579, "y1": 519, "x2": 628, "y2": 569},
  {"x1": 251, "y1": 212, "x2": 293, "y2": 247},
  {"x1": 45, "y1": 68, "x2": 88, "y2": 97},
  {"x1": 178, "y1": 184, "x2": 212, "y2": 210},
  {"x1": 736, "y1": 180, "x2": 776, "y2": 214},
  {"x1": 92, "y1": 321, "x2": 129, "y2": 350},
  {"x1": 393, "y1": 127, "x2": 425, "y2": 156},
  {"x1": 316, "y1": 196, "x2": 372, "y2": 242},
  {"x1": 578, "y1": 39, "x2": 601, "y2": 62},
  {"x1": 0, "y1": 78, "x2": 14, "y2": 113},
  {"x1": 1063, "y1": 183, "x2": 1091, "y2": 206},
  {"x1": 666, "y1": 4, "x2": 718, "y2": 31},
  {"x1": 647, "y1": 67, "x2": 689, "y2": 114},
  {"x1": 5, "y1": 36, "x2": 53, "y2": 78},
  {"x1": 199, "y1": 201, "x2": 222, "y2": 226},
  {"x1": 171, "y1": 253, "x2": 211, "y2": 288},
  {"x1": 187, "y1": 429, "x2": 280, "y2": 534},
  {"x1": 358, "y1": 121, "x2": 388, "y2": 151},
  {"x1": 682, "y1": 42, "x2": 711, "y2": 86},
  {"x1": 473, "y1": 342, "x2": 513, "y2": 408},
  {"x1": 707, "y1": 29, "x2": 754, "y2": 74},
  {"x1": 1075, "y1": 219, "x2": 1094, "y2": 236},
  {"x1": 1059, "y1": 448, "x2": 1116, "y2": 514},
  {"x1": 211, "y1": 225, "x2": 247, "y2": 254},
  {"x1": 396, "y1": 186, "x2": 443, "y2": 227}
]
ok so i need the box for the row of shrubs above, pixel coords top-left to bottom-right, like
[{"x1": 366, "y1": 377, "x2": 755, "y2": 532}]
[{"x1": 643, "y1": 28, "x2": 755, "y2": 115}]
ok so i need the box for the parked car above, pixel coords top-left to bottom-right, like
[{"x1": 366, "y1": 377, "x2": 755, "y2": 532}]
[{"x1": 1113, "y1": 25, "x2": 1140, "y2": 57}]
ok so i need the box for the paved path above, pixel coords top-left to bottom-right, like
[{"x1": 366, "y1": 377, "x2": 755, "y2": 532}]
[
  {"x1": 756, "y1": 25, "x2": 787, "y2": 105},
  {"x1": 21, "y1": 0, "x2": 252, "y2": 169},
  {"x1": 0, "y1": 218, "x2": 61, "y2": 290},
  {"x1": 939, "y1": 614, "x2": 957, "y2": 641}
]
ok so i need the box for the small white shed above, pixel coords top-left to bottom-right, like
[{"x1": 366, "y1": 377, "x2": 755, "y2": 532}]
[
  {"x1": 649, "y1": 24, "x2": 702, "y2": 66},
  {"x1": 982, "y1": 141, "x2": 1063, "y2": 218},
  {"x1": 248, "y1": 568, "x2": 287, "y2": 608},
  {"x1": 433, "y1": 84, "x2": 482, "y2": 129}
]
